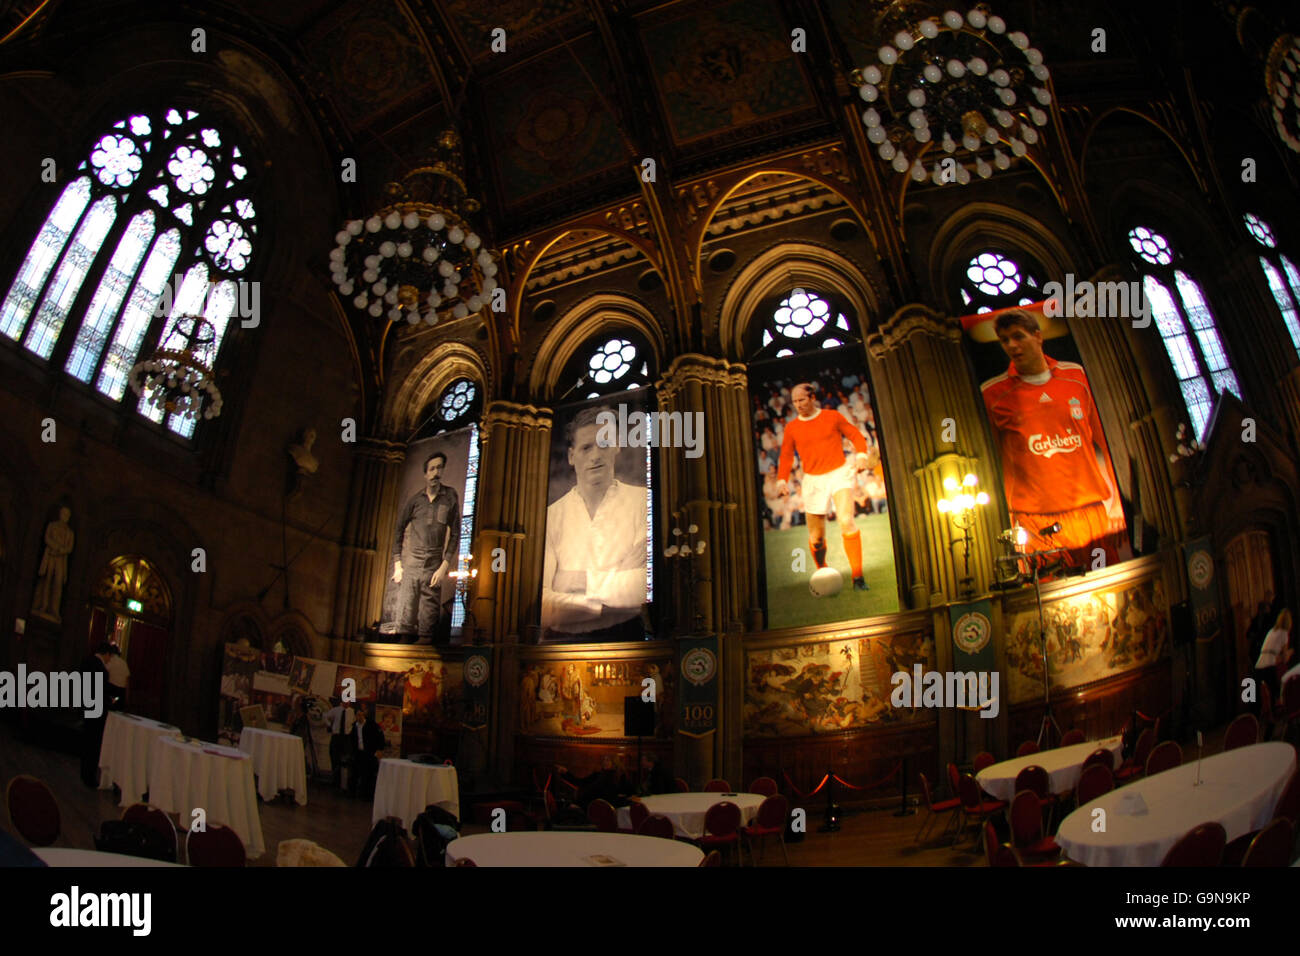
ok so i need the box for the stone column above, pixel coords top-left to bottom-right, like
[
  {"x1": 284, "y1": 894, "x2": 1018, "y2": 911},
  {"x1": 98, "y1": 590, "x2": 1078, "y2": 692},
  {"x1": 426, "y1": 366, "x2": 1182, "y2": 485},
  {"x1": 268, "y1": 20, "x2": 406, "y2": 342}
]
[
  {"x1": 866, "y1": 305, "x2": 1002, "y2": 606},
  {"x1": 655, "y1": 354, "x2": 759, "y2": 790},
  {"x1": 332, "y1": 437, "x2": 405, "y2": 640},
  {"x1": 471, "y1": 401, "x2": 552, "y2": 784}
]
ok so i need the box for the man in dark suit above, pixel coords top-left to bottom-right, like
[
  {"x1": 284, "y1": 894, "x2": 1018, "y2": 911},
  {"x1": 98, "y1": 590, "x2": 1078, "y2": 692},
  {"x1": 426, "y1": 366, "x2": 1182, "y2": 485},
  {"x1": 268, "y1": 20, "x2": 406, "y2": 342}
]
[
  {"x1": 350, "y1": 706, "x2": 387, "y2": 799},
  {"x1": 80, "y1": 643, "x2": 113, "y2": 787}
]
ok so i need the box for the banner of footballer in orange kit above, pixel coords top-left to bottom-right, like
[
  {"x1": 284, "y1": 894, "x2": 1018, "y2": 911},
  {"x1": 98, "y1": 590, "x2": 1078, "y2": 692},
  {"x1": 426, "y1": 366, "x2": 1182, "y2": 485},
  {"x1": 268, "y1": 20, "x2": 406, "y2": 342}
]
[{"x1": 960, "y1": 300, "x2": 1131, "y2": 570}]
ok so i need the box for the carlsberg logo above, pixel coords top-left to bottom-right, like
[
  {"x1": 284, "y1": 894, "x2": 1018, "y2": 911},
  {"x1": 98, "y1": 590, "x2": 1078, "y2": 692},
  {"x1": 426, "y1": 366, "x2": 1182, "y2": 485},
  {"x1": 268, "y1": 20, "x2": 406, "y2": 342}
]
[{"x1": 1028, "y1": 432, "x2": 1083, "y2": 458}]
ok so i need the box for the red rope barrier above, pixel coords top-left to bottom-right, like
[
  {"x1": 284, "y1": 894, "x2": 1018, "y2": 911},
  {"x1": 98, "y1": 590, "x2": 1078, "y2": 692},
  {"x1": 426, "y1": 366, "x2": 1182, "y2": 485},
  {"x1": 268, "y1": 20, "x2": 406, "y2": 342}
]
[
  {"x1": 831, "y1": 760, "x2": 903, "y2": 791},
  {"x1": 783, "y1": 771, "x2": 829, "y2": 800},
  {"x1": 1134, "y1": 707, "x2": 1172, "y2": 723}
]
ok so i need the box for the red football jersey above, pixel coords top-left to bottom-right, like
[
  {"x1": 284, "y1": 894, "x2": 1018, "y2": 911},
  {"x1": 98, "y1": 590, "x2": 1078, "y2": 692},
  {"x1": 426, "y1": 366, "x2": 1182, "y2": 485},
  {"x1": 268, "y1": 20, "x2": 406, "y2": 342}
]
[
  {"x1": 981, "y1": 357, "x2": 1115, "y2": 514},
  {"x1": 777, "y1": 408, "x2": 867, "y2": 481}
]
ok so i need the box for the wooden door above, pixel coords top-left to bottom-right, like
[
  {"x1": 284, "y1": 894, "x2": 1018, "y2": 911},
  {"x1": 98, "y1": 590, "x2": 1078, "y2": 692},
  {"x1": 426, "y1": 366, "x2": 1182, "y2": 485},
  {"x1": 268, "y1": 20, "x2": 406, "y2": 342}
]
[{"x1": 1222, "y1": 530, "x2": 1276, "y2": 697}]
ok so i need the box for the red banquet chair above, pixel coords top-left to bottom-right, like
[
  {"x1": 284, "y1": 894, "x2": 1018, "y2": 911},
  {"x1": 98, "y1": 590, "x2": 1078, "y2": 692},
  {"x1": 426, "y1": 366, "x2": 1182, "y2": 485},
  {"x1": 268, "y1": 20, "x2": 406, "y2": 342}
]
[
  {"x1": 586, "y1": 799, "x2": 619, "y2": 833},
  {"x1": 1160, "y1": 823, "x2": 1226, "y2": 867},
  {"x1": 5, "y1": 776, "x2": 61, "y2": 847},
  {"x1": 972, "y1": 752, "x2": 996, "y2": 774},
  {"x1": 186, "y1": 823, "x2": 247, "y2": 867},
  {"x1": 1008, "y1": 789, "x2": 1061, "y2": 862},
  {"x1": 1240, "y1": 819, "x2": 1294, "y2": 867},
  {"x1": 628, "y1": 801, "x2": 651, "y2": 834},
  {"x1": 915, "y1": 772, "x2": 961, "y2": 844},
  {"x1": 453, "y1": 857, "x2": 477, "y2": 867},
  {"x1": 749, "y1": 776, "x2": 779, "y2": 797},
  {"x1": 741, "y1": 794, "x2": 790, "y2": 866},
  {"x1": 1082, "y1": 748, "x2": 1114, "y2": 773},
  {"x1": 703, "y1": 779, "x2": 731, "y2": 793},
  {"x1": 122, "y1": 803, "x2": 179, "y2": 861},
  {"x1": 1059, "y1": 729, "x2": 1086, "y2": 747},
  {"x1": 956, "y1": 774, "x2": 1006, "y2": 848},
  {"x1": 699, "y1": 850, "x2": 722, "y2": 867},
  {"x1": 1016, "y1": 740, "x2": 1039, "y2": 757},
  {"x1": 1074, "y1": 764, "x2": 1114, "y2": 807},
  {"x1": 1223, "y1": 713, "x2": 1260, "y2": 751},
  {"x1": 698, "y1": 801, "x2": 742, "y2": 865},
  {"x1": 1145, "y1": 740, "x2": 1182, "y2": 777},
  {"x1": 674, "y1": 777, "x2": 690, "y2": 793},
  {"x1": 637, "y1": 814, "x2": 676, "y2": 840},
  {"x1": 1013, "y1": 764, "x2": 1057, "y2": 826},
  {"x1": 1115, "y1": 728, "x2": 1155, "y2": 783}
]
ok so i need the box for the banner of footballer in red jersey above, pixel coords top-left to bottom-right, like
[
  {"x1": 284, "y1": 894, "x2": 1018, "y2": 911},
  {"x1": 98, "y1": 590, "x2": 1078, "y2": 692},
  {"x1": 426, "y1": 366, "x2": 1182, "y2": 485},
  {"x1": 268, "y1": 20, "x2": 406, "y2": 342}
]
[{"x1": 960, "y1": 300, "x2": 1132, "y2": 570}]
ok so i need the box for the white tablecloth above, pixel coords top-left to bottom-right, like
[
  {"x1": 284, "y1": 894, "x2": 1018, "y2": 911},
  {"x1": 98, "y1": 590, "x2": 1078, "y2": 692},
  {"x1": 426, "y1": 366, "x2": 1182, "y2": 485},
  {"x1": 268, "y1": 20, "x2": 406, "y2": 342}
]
[
  {"x1": 446, "y1": 831, "x2": 704, "y2": 867},
  {"x1": 238, "y1": 728, "x2": 308, "y2": 805},
  {"x1": 147, "y1": 736, "x2": 265, "y2": 859},
  {"x1": 1056, "y1": 741, "x2": 1296, "y2": 867},
  {"x1": 372, "y1": 759, "x2": 460, "y2": 831},
  {"x1": 614, "y1": 792, "x2": 763, "y2": 839},
  {"x1": 35, "y1": 847, "x2": 183, "y2": 868},
  {"x1": 976, "y1": 736, "x2": 1123, "y2": 802},
  {"x1": 97, "y1": 711, "x2": 182, "y2": 806}
]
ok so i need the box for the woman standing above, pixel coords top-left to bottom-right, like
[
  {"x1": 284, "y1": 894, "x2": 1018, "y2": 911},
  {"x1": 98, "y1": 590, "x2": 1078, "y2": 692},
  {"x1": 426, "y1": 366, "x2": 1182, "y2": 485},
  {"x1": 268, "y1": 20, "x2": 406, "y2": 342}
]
[{"x1": 1255, "y1": 608, "x2": 1294, "y2": 704}]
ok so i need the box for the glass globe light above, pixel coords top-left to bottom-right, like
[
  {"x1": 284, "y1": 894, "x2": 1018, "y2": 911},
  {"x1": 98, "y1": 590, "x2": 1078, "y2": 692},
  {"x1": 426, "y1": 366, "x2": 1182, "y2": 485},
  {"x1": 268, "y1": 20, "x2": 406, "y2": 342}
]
[
  {"x1": 907, "y1": 88, "x2": 926, "y2": 107},
  {"x1": 384, "y1": 212, "x2": 401, "y2": 230},
  {"x1": 879, "y1": 45, "x2": 898, "y2": 65},
  {"x1": 403, "y1": 212, "x2": 420, "y2": 229},
  {"x1": 919, "y1": 19, "x2": 940, "y2": 38},
  {"x1": 924, "y1": 63, "x2": 943, "y2": 83}
]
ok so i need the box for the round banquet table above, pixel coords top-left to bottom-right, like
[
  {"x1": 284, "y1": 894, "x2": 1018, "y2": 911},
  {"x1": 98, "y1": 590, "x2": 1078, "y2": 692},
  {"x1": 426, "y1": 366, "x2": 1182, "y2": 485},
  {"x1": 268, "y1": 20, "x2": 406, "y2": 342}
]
[
  {"x1": 614, "y1": 792, "x2": 763, "y2": 839},
  {"x1": 372, "y1": 758, "x2": 460, "y2": 831},
  {"x1": 976, "y1": 736, "x2": 1123, "y2": 802},
  {"x1": 146, "y1": 736, "x2": 265, "y2": 859},
  {"x1": 238, "y1": 727, "x2": 308, "y2": 805},
  {"x1": 1055, "y1": 741, "x2": 1296, "y2": 867},
  {"x1": 445, "y1": 831, "x2": 704, "y2": 868},
  {"x1": 97, "y1": 711, "x2": 183, "y2": 806},
  {"x1": 35, "y1": 847, "x2": 183, "y2": 868}
]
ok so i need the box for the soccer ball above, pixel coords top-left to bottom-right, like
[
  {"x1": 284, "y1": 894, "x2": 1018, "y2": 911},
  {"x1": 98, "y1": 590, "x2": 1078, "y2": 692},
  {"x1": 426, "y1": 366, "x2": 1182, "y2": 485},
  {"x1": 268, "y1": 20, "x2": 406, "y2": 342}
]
[{"x1": 809, "y1": 567, "x2": 844, "y2": 598}]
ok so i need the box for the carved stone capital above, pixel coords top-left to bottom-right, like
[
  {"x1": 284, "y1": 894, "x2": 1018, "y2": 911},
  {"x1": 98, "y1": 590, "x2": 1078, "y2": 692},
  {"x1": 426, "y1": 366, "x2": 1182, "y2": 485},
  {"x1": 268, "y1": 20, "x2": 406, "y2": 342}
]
[{"x1": 867, "y1": 303, "x2": 959, "y2": 356}]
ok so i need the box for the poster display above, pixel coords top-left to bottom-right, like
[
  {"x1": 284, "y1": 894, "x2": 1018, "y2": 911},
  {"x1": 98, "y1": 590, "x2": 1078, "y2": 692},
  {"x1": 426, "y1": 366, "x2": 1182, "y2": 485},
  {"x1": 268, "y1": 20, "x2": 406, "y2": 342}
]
[
  {"x1": 517, "y1": 657, "x2": 674, "y2": 738},
  {"x1": 960, "y1": 301, "x2": 1129, "y2": 569},
  {"x1": 750, "y1": 349, "x2": 899, "y2": 629},
  {"x1": 541, "y1": 393, "x2": 652, "y2": 642}
]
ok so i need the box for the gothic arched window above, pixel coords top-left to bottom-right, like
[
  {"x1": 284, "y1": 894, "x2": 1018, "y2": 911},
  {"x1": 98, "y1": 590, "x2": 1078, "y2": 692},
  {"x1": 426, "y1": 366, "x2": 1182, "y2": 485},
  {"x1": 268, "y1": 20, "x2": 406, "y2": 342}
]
[
  {"x1": 0, "y1": 107, "x2": 258, "y2": 438},
  {"x1": 1243, "y1": 212, "x2": 1300, "y2": 360},
  {"x1": 1127, "y1": 225, "x2": 1239, "y2": 438}
]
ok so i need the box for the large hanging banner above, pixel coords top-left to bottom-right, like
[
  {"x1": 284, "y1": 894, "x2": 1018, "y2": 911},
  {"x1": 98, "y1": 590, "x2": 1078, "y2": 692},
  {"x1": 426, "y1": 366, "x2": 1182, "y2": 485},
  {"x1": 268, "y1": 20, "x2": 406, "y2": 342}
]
[
  {"x1": 540, "y1": 391, "x2": 653, "y2": 642},
  {"x1": 960, "y1": 301, "x2": 1130, "y2": 570},
  {"x1": 679, "y1": 636, "x2": 718, "y2": 737},
  {"x1": 462, "y1": 652, "x2": 490, "y2": 730},
  {"x1": 749, "y1": 346, "x2": 899, "y2": 629},
  {"x1": 1183, "y1": 536, "x2": 1222, "y2": 642},
  {"x1": 379, "y1": 426, "x2": 474, "y2": 643},
  {"x1": 949, "y1": 599, "x2": 996, "y2": 674}
]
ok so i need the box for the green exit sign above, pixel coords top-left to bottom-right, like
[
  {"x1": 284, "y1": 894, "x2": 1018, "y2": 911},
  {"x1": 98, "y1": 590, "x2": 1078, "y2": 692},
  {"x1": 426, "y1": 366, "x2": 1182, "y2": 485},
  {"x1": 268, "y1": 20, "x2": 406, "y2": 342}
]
[{"x1": 127, "y1": 599, "x2": 143, "y2": 613}]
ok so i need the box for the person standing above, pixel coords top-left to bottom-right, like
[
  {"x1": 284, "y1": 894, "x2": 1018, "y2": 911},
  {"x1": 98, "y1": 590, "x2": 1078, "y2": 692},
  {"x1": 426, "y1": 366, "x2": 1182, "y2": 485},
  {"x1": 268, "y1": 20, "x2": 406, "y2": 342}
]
[
  {"x1": 391, "y1": 452, "x2": 461, "y2": 644},
  {"x1": 1255, "y1": 608, "x2": 1293, "y2": 704},
  {"x1": 80, "y1": 643, "x2": 113, "y2": 787},
  {"x1": 104, "y1": 645, "x2": 130, "y2": 711},
  {"x1": 775, "y1": 383, "x2": 876, "y2": 591},
  {"x1": 349, "y1": 706, "x2": 387, "y2": 799},
  {"x1": 322, "y1": 698, "x2": 355, "y2": 790}
]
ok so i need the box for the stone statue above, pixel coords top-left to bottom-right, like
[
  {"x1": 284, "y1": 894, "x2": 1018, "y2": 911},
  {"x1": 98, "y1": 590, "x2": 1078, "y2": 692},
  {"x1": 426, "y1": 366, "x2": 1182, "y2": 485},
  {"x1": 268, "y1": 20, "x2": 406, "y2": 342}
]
[{"x1": 33, "y1": 506, "x2": 74, "y2": 622}]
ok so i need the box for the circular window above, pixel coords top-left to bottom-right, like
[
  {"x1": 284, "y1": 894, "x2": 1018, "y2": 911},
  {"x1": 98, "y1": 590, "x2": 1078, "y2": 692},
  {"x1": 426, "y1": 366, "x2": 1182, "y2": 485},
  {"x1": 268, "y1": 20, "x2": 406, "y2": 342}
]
[
  {"x1": 1244, "y1": 213, "x2": 1277, "y2": 249},
  {"x1": 439, "y1": 379, "x2": 476, "y2": 422},
  {"x1": 1128, "y1": 226, "x2": 1173, "y2": 266},
  {"x1": 588, "y1": 338, "x2": 638, "y2": 385},
  {"x1": 965, "y1": 252, "x2": 1023, "y2": 296},
  {"x1": 773, "y1": 289, "x2": 831, "y2": 339}
]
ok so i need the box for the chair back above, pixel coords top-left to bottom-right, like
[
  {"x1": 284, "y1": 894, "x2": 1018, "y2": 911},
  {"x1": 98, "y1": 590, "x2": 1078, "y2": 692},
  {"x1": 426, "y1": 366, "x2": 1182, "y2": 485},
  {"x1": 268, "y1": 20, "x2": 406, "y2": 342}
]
[
  {"x1": 1160, "y1": 822, "x2": 1226, "y2": 866},
  {"x1": 755, "y1": 793, "x2": 789, "y2": 829},
  {"x1": 5, "y1": 776, "x2": 60, "y2": 846},
  {"x1": 1131, "y1": 728, "x2": 1155, "y2": 769},
  {"x1": 1059, "y1": 729, "x2": 1086, "y2": 747},
  {"x1": 187, "y1": 823, "x2": 247, "y2": 867},
  {"x1": 1013, "y1": 764, "x2": 1049, "y2": 800},
  {"x1": 1271, "y1": 769, "x2": 1300, "y2": 826},
  {"x1": 749, "y1": 776, "x2": 779, "y2": 797},
  {"x1": 1223, "y1": 713, "x2": 1259, "y2": 751},
  {"x1": 1241, "y1": 818, "x2": 1294, "y2": 867},
  {"x1": 699, "y1": 850, "x2": 722, "y2": 867},
  {"x1": 972, "y1": 752, "x2": 995, "y2": 774},
  {"x1": 1082, "y1": 748, "x2": 1113, "y2": 772},
  {"x1": 628, "y1": 801, "x2": 650, "y2": 833},
  {"x1": 919, "y1": 772, "x2": 937, "y2": 810},
  {"x1": 121, "y1": 804, "x2": 178, "y2": 859},
  {"x1": 638, "y1": 814, "x2": 676, "y2": 840},
  {"x1": 957, "y1": 774, "x2": 984, "y2": 812},
  {"x1": 1145, "y1": 740, "x2": 1182, "y2": 776},
  {"x1": 983, "y1": 821, "x2": 1000, "y2": 867},
  {"x1": 674, "y1": 776, "x2": 690, "y2": 793},
  {"x1": 1016, "y1": 740, "x2": 1039, "y2": 757},
  {"x1": 95, "y1": 820, "x2": 174, "y2": 863},
  {"x1": 453, "y1": 857, "x2": 477, "y2": 867},
  {"x1": 992, "y1": 844, "x2": 1022, "y2": 866},
  {"x1": 704, "y1": 779, "x2": 731, "y2": 793},
  {"x1": 1075, "y1": 764, "x2": 1114, "y2": 806},
  {"x1": 355, "y1": 816, "x2": 411, "y2": 867},
  {"x1": 703, "y1": 801, "x2": 742, "y2": 837},
  {"x1": 1008, "y1": 790, "x2": 1044, "y2": 847},
  {"x1": 947, "y1": 762, "x2": 961, "y2": 796},
  {"x1": 586, "y1": 798, "x2": 619, "y2": 833}
]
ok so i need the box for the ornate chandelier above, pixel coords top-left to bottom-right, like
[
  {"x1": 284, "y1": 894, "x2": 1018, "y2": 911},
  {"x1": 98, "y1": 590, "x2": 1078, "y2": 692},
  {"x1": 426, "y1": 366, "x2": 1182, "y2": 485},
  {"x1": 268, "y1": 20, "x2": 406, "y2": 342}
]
[
  {"x1": 329, "y1": 129, "x2": 499, "y2": 326},
  {"x1": 128, "y1": 313, "x2": 223, "y2": 420},
  {"x1": 854, "y1": 5, "x2": 1053, "y2": 185}
]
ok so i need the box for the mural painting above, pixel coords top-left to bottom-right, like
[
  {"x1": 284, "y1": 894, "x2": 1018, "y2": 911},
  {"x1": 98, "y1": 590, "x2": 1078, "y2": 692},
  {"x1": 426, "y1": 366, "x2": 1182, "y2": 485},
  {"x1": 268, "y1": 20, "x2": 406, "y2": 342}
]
[{"x1": 518, "y1": 658, "x2": 674, "y2": 738}]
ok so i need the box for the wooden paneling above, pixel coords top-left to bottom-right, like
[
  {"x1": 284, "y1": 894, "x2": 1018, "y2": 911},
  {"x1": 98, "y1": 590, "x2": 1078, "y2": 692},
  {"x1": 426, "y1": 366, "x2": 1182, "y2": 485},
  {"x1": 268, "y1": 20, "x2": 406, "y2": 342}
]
[
  {"x1": 1007, "y1": 660, "x2": 1171, "y2": 753},
  {"x1": 513, "y1": 735, "x2": 674, "y2": 785}
]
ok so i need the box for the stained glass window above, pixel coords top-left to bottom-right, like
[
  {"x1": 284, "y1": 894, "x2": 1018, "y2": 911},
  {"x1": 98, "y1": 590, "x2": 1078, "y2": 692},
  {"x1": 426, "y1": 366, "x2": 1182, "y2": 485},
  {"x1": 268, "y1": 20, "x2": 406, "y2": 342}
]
[{"x1": 1244, "y1": 213, "x2": 1300, "y2": 359}]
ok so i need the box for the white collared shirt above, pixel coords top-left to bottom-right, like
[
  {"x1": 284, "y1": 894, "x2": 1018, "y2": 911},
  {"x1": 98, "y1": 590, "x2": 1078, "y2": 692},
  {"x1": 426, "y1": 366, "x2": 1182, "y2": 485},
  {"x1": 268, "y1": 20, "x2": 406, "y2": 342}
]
[{"x1": 542, "y1": 479, "x2": 647, "y2": 632}]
